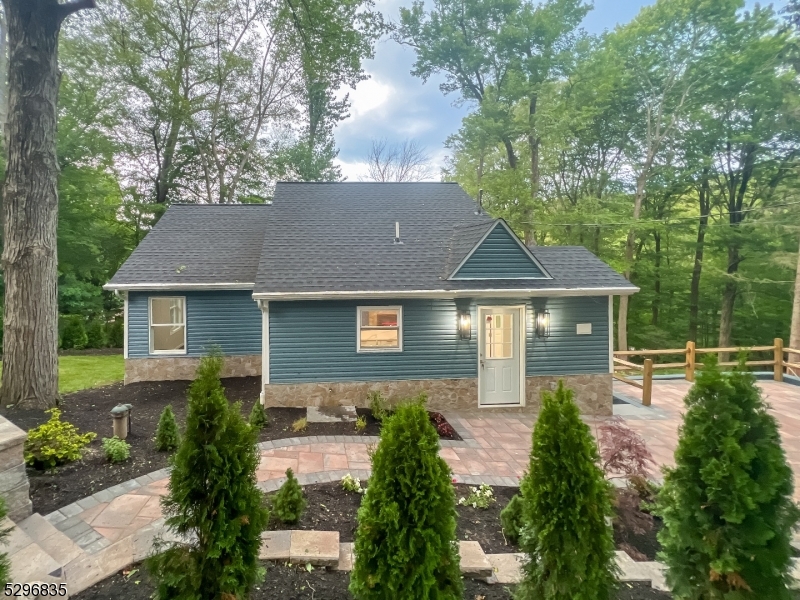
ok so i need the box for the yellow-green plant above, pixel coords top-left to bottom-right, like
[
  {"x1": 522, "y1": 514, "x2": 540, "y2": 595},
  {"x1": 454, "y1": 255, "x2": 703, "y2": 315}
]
[
  {"x1": 292, "y1": 417, "x2": 307, "y2": 433},
  {"x1": 355, "y1": 415, "x2": 367, "y2": 432},
  {"x1": 102, "y1": 436, "x2": 131, "y2": 463},
  {"x1": 24, "y1": 409, "x2": 96, "y2": 470}
]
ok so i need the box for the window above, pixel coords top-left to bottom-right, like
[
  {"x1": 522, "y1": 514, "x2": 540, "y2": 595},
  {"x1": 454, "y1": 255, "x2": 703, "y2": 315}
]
[
  {"x1": 357, "y1": 306, "x2": 402, "y2": 352},
  {"x1": 150, "y1": 297, "x2": 186, "y2": 354},
  {"x1": 485, "y1": 313, "x2": 513, "y2": 359}
]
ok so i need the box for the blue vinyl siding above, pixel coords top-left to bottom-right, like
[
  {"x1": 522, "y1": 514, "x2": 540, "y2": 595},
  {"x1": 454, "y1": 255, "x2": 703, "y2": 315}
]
[
  {"x1": 268, "y1": 296, "x2": 610, "y2": 383},
  {"x1": 127, "y1": 290, "x2": 261, "y2": 357},
  {"x1": 452, "y1": 225, "x2": 547, "y2": 279}
]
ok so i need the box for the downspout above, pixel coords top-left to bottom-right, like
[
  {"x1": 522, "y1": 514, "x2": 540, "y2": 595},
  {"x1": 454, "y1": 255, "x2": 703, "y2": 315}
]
[{"x1": 259, "y1": 299, "x2": 269, "y2": 405}]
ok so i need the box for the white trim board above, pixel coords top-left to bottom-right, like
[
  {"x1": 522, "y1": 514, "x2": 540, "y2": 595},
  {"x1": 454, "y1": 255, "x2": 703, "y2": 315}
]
[
  {"x1": 252, "y1": 287, "x2": 638, "y2": 301},
  {"x1": 104, "y1": 282, "x2": 254, "y2": 291}
]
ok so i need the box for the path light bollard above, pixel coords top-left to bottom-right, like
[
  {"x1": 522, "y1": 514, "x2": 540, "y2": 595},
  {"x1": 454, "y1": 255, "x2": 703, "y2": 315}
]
[{"x1": 111, "y1": 404, "x2": 133, "y2": 440}]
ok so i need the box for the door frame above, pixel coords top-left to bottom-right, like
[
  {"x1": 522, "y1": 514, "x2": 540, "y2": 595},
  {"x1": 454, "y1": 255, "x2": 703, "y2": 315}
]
[{"x1": 477, "y1": 304, "x2": 526, "y2": 407}]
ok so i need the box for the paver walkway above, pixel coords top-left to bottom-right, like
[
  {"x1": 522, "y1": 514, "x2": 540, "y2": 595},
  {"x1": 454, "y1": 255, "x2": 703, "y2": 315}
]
[{"x1": 43, "y1": 380, "x2": 800, "y2": 563}]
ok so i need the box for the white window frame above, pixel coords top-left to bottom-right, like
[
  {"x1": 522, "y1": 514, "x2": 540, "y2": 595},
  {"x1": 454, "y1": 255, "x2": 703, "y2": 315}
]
[
  {"x1": 357, "y1": 306, "x2": 403, "y2": 353},
  {"x1": 149, "y1": 296, "x2": 187, "y2": 355}
]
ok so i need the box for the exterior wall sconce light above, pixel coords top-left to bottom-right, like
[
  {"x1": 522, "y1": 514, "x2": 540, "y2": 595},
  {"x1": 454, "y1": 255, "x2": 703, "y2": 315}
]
[
  {"x1": 458, "y1": 310, "x2": 472, "y2": 340},
  {"x1": 535, "y1": 309, "x2": 551, "y2": 338}
]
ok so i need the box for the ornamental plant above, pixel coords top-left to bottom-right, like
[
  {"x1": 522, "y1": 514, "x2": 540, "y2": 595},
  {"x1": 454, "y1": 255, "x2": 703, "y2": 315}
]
[
  {"x1": 146, "y1": 352, "x2": 269, "y2": 600},
  {"x1": 655, "y1": 357, "x2": 800, "y2": 598},
  {"x1": 272, "y1": 468, "x2": 305, "y2": 524},
  {"x1": 350, "y1": 399, "x2": 462, "y2": 600},
  {"x1": 24, "y1": 409, "x2": 96, "y2": 470},
  {"x1": 457, "y1": 483, "x2": 495, "y2": 509},
  {"x1": 154, "y1": 405, "x2": 180, "y2": 451},
  {"x1": 341, "y1": 473, "x2": 366, "y2": 494},
  {"x1": 500, "y1": 490, "x2": 525, "y2": 544},
  {"x1": 516, "y1": 381, "x2": 617, "y2": 600},
  {"x1": 248, "y1": 401, "x2": 269, "y2": 429},
  {"x1": 102, "y1": 436, "x2": 131, "y2": 463}
]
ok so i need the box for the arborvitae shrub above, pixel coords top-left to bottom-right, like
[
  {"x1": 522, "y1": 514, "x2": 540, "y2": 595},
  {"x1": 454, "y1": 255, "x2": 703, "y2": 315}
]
[
  {"x1": 500, "y1": 490, "x2": 525, "y2": 544},
  {"x1": 656, "y1": 358, "x2": 800, "y2": 598},
  {"x1": 248, "y1": 401, "x2": 269, "y2": 429},
  {"x1": 60, "y1": 315, "x2": 87, "y2": 350},
  {"x1": 0, "y1": 498, "x2": 10, "y2": 587},
  {"x1": 106, "y1": 319, "x2": 124, "y2": 348},
  {"x1": 155, "y1": 405, "x2": 180, "y2": 451},
  {"x1": 146, "y1": 352, "x2": 269, "y2": 600},
  {"x1": 85, "y1": 318, "x2": 107, "y2": 349},
  {"x1": 516, "y1": 381, "x2": 617, "y2": 600},
  {"x1": 350, "y1": 400, "x2": 462, "y2": 600},
  {"x1": 272, "y1": 468, "x2": 305, "y2": 524}
]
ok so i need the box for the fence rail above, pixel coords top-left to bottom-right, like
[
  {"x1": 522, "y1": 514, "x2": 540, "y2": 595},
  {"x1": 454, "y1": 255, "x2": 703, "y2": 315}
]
[{"x1": 613, "y1": 338, "x2": 800, "y2": 407}]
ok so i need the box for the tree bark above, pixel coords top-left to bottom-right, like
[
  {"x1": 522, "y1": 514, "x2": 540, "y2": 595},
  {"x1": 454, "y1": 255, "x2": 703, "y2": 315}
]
[
  {"x1": 688, "y1": 174, "x2": 710, "y2": 342},
  {"x1": 718, "y1": 245, "x2": 740, "y2": 363},
  {"x1": 527, "y1": 94, "x2": 539, "y2": 246},
  {"x1": 789, "y1": 235, "x2": 800, "y2": 376},
  {"x1": 617, "y1": 170, "x2": 647, "y2": 351},
  {"x1": 0, "y1": 0, "x2": 94, "y2": 409},
  {"x1": 652, "y1": 231, "x2": 661, "y2": 326}
]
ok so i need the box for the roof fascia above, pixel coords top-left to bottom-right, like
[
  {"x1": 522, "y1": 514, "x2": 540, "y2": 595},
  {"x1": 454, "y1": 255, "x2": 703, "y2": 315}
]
[
  {"x1": 252, "y1": 286, "x2": 639, "y2": 301},
  {"x1": 103, "y1": 282, "x2": 254, "y2": 291},
  {"x1": 447, "y1": 219, "x2": 552, "y2": 280}
]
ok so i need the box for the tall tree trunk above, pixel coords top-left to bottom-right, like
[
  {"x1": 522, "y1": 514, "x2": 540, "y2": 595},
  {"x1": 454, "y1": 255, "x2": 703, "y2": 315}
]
[
  {"x1": 0, "y1": 0, "x2": 94, "y2": 409},
  {"x1": 617, "y1": 170, "x2": 647, "y2": 351},
  {"x1": 154, "y1": 117, "x2": 181, "y2": 204},
  {"x1": 527, "y1": 94, "x2": 539, "y2": 246},
  {"x1": 718, "y1": 245, "x2": 740, "y2": 363},
  {"x1": 688, "y1": 175, "x2": 710, "y2": 342},
  {"x1": 652, "y1": 231, "x2": 661, "y2": 326},
  {"x1": 501, "y1": 137, "x2": 517, "y2": 170},
  {"x1": 789, "y1": 235, "x2": 800, "y2": 376}
]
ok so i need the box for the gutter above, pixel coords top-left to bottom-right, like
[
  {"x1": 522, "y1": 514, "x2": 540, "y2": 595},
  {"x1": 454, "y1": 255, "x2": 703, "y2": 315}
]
[
  {"x1": 250, "y1": 286, "x2": 639, "y2": 301},
  {"x1": 103, "y1": 282, "x2": 255, "y2": 291}
]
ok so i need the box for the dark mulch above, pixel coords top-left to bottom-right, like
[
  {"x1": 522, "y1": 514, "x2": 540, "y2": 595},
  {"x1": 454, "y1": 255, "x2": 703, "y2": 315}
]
[
  {"x1": 0, "y1": 377, "x2": 460, "y2": 515},
  {"x1": 455, "y1": 484, "x2": 519, "y2": 553},
  {"x1": 72, "y1": 563, "x2": 672, "y2": 600},
  {"x1": 612, "y1": 489, "x2": 662, "y2": 562}
]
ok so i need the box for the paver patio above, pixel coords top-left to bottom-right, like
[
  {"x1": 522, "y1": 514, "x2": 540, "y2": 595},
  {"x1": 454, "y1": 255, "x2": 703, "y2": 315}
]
[{"x1": 47, "y1": 380, "x2": 800, "y2": 555}]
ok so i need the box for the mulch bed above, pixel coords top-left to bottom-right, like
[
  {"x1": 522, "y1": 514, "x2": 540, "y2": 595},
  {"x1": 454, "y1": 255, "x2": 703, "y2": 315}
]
[
  {"x1": 73, "y1": 562, "x2": 672, "y2": 600},
  {"x1": 0, "y1": 377, "x2": 460, "y2": 515}
]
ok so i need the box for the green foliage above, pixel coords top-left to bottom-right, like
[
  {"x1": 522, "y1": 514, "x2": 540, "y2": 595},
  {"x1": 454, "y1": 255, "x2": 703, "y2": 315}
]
[
  {"x1": 155, "y1": 405, "x2": 180, "y2": 452},
  {"x1": 85, "y1": 319, "x2": 108, "y2": 349},
  {"x1": 272, "y1": 468, "x2": 306, "y2": 524},
  {"x1": 516, "y1": 381, "x2": 617, "y2": 600},
  {"x1": 106, "y1": 319, "x2": 124, "y2": 348},
  {"x1": 248, "y1": 401, "x2": 269, "y2": 430},
  {"x1": 457, "y1": 483, "x2": 495, "y2": 509},
  {"x1": 59, "y1": 315, "x2": 88, "y2": 350},
  {"x1": 350, "y1": 401, "x2": 462, "y2": 600},
  {"x1": 500, "y1": 492, "x2": 525, "y2": 544},
  {"x1": 341, "y1": 473, "x2": 366, "y2": 494},
  {"x1": 102, "y1": 436, "x2": 131, "y2": 463},
  {"x1": 0, "y1": 498, "x2": 11, "y2": 587},
  {"x1": 368, "y1": 391, "x2": 390, "y2": 422},
  {"x1": 24, "y1": 409, "x2": 96, "y2": 470},
  {"x1": 292, "y1": 417, "x2": 308, "y2": 432},
  {"x1": 146, "y1": 352, "x2": 269, "y2": 599},
  {"x1": 355, "y1": 414, "x2": 367, "y2": 432},
  {"x1": 655, "y1": 358, "x2": 800, "y2": 598}
]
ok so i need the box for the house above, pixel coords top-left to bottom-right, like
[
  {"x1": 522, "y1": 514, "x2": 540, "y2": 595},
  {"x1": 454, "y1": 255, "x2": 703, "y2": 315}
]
[{"x1": 105, "y1": 182, "x2": 638, "y2": 415}]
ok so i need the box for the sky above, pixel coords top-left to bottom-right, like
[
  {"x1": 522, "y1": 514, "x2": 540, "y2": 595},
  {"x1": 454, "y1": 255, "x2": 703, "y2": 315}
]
[{"x1": 332, "y1": 0, "x2": 783, "y2": 181}]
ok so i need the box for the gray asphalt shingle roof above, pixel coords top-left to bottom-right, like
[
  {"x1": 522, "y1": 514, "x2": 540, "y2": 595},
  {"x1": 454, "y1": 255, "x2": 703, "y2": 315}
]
[{"x1": 106, "y1": 182, "x2": 637, "y2": 295}]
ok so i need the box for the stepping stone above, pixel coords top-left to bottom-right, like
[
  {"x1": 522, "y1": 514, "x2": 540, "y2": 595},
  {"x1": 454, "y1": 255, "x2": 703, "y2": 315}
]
[
  {"x1": 260, "y1": 530, "x2": 291, "y2": 561},
  {"x1": 307, "y1": 406, "x2": 357, "y2": 423},
  {"x1": 289, "y1": 530, "x2": 340, "y2": 567},
  {"x1": 485, "y1": 553, "x2": 525, "y2": 584},
  {"x1": 459, "y1": 541, "x2": 492, "y2": 578},
  {"x1": 616, "y1": 550, "x2": 657, "y2": 583},
  {"x1": 336, "y1": 542, "x2": 354, "y2": 571},
  {"x1": 18, "y1": 513, "x2": 84, "y2": 566}
]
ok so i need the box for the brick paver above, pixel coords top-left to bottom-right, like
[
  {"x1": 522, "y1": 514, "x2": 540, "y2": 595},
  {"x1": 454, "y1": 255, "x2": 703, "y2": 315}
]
[{"x1": 51, "y1": 380, "x2": 800, "y2": 557}]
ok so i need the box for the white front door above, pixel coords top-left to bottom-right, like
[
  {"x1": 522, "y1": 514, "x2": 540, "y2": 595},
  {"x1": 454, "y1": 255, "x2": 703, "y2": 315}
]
[{"x1": 478, "y1": 307, "x2": 523, "y2": 406}]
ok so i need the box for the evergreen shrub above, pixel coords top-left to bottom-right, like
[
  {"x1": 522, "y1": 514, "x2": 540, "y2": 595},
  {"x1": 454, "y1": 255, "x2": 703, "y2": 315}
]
[
  {"x1": 102, "y1": 436, "x2": 130, "y2": 463},
  {"x1": 350, "y1": 399, "x2": 462, "y2": 599},
  {"x1": 272, "y1": 468, "x2": 305, "y2": 524},
  {"x1": 367, "y1": 391, "x2": 390, "y2": 422},
  {"x1": 516, "y1": 381, "x2": 617, "y2": 600},
  {"x1": 500, "y1": 491, "x2": 525, "y2": 544},
  {"x1": 146, "y1": 352, "x2": 269, "y2": 600},
  {"x1": 656, "y1": 357, "x2": 800, "y2": 598},
  {"x1": 155, "y1": 405, "x2": 180, "y2": 451},
  {"x1": 106, "y1": 319, "x2": 124, "y2": 348},
  {"x1": 24, "y1": 409, "x2": 96, "y2": 469},
  {"x1": 60, "y1": 315, "x2": 87, "y2": 350},
  {"x1": 0, "y1": 498, "x2": 10, "y2": 587},
  {"x1": 85, "y1": 318, "x2": 107, "y2": 349},
  {"x1": 248, "y1": 401, "x2": 269, "y2": 429}
]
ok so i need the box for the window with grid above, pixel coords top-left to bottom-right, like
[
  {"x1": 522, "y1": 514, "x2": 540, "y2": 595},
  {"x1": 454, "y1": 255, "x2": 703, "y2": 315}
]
[
  {"x1": 150, "y1": 297, "x2": 186, "y2": 354},
  {"x1": 485, "y1": 313, "x2": 513, "y2": 359},
  {"x1": 357, "y1": 307, "x2": 402, "y2": 351}
]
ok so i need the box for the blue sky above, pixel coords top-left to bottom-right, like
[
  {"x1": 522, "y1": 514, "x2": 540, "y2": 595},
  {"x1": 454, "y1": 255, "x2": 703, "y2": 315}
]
[{"x1": 333, "y1": 0, "x2": 783, "y2": 180}]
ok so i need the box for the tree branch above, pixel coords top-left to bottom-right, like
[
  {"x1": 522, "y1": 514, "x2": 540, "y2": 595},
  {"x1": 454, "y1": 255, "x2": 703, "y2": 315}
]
[{"x1": 57, "y1": 0, "x2": 96, "y2": 24}]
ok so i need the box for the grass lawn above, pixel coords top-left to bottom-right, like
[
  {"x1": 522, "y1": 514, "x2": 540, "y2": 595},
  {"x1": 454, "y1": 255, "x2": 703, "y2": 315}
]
[{"x1": 0, "y1": 354, "x2": 124, "y2": 394}]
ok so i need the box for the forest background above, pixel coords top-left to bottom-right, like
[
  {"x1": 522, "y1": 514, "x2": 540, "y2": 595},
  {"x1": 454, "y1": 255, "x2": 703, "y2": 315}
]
[{"x1": 0, "y1": 0, "x2": 797, "y2": 353}]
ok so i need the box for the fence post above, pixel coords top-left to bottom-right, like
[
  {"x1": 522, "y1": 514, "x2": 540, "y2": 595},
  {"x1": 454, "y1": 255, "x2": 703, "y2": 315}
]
[
  {"x1": 685, "y1": 341, "x2": 695, "y2": 382},
  {"x1": 642, "y1": 358, "x2": 653, "y2": 407},
  {"x1": 774, "y1": 338, "x2": 784, "y2": 382}
]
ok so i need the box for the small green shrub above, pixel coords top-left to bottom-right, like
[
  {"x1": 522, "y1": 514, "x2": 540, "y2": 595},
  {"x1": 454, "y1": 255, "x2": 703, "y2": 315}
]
[
  {"x1": 155, "y1": 405, "x2": 180, "y2": 451},
  {"x1": 248, "y1": 401, "x2": 269, "y2": 429},
  {"x1": 24, "y1": 409, "x2": 96, "y2": 469},
  {"x1": 60, "y1": 315, "x2": 88, "y2": 350},
  {"x1": 291, "y1": 417, "x2": 307, "y2": 432},
  {"x1": 273, "y1": 468, "x2": 305, "y2": 524},
  {"x1": 368, "y1": 391, "x2": 390, "y2": 422},
  {"x1": 106, "y1": 319, "x2": 124, "y2": 348},
  {"x1": 341, "y1": 473, "x2": 366, "y2": 494},
  {"x1": 500, "y1": 492, "x2": 525, "y2": 544},
  {"x1": 85, "y1": 319, "x2": 107, "y2": 349},
  {"x1": 457, "y1": 483, "x2": 495, "y2": 509},
  {"x1": 355, "y1": 414, "x2": 367, "y2": 432},
  {"x1": 102, "y1": 436, "x2": 131, "y2": 463}
]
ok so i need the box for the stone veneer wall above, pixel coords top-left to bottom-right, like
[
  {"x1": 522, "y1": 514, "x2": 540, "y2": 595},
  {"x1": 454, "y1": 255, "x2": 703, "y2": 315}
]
[
  {"x1": 125, "y1": 355, "x2": 261, "y2": 384},
  {"x1": 0, "y1": 415, "x2": 32, "y2": 521},
  {"x1": 262, "y1": 373, "x2": 612, "y2": 416}
]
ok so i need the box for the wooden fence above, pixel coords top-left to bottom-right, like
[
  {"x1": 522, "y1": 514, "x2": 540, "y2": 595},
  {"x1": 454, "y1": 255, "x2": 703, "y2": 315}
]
[{"x1": 613, "y1": 338, "x2": 800, "y2": 407}]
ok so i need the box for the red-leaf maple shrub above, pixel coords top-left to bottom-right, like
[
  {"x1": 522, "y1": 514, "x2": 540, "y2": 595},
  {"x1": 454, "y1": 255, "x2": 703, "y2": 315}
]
[{"x1": 597, "y1": 418, "x2": 656, "y2": 480}]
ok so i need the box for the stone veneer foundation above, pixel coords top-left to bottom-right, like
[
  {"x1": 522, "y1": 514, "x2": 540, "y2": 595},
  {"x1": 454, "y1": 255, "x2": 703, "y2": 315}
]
[
  {"x1": 0, "y1": 414, "x2": 32, "y2": 521},
  {"x1": 125, "y1": 355, "x2": 261, "y2": 384},
  {"x1": 262, "y1": 373, "x2": 612, "y2": 416}
]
